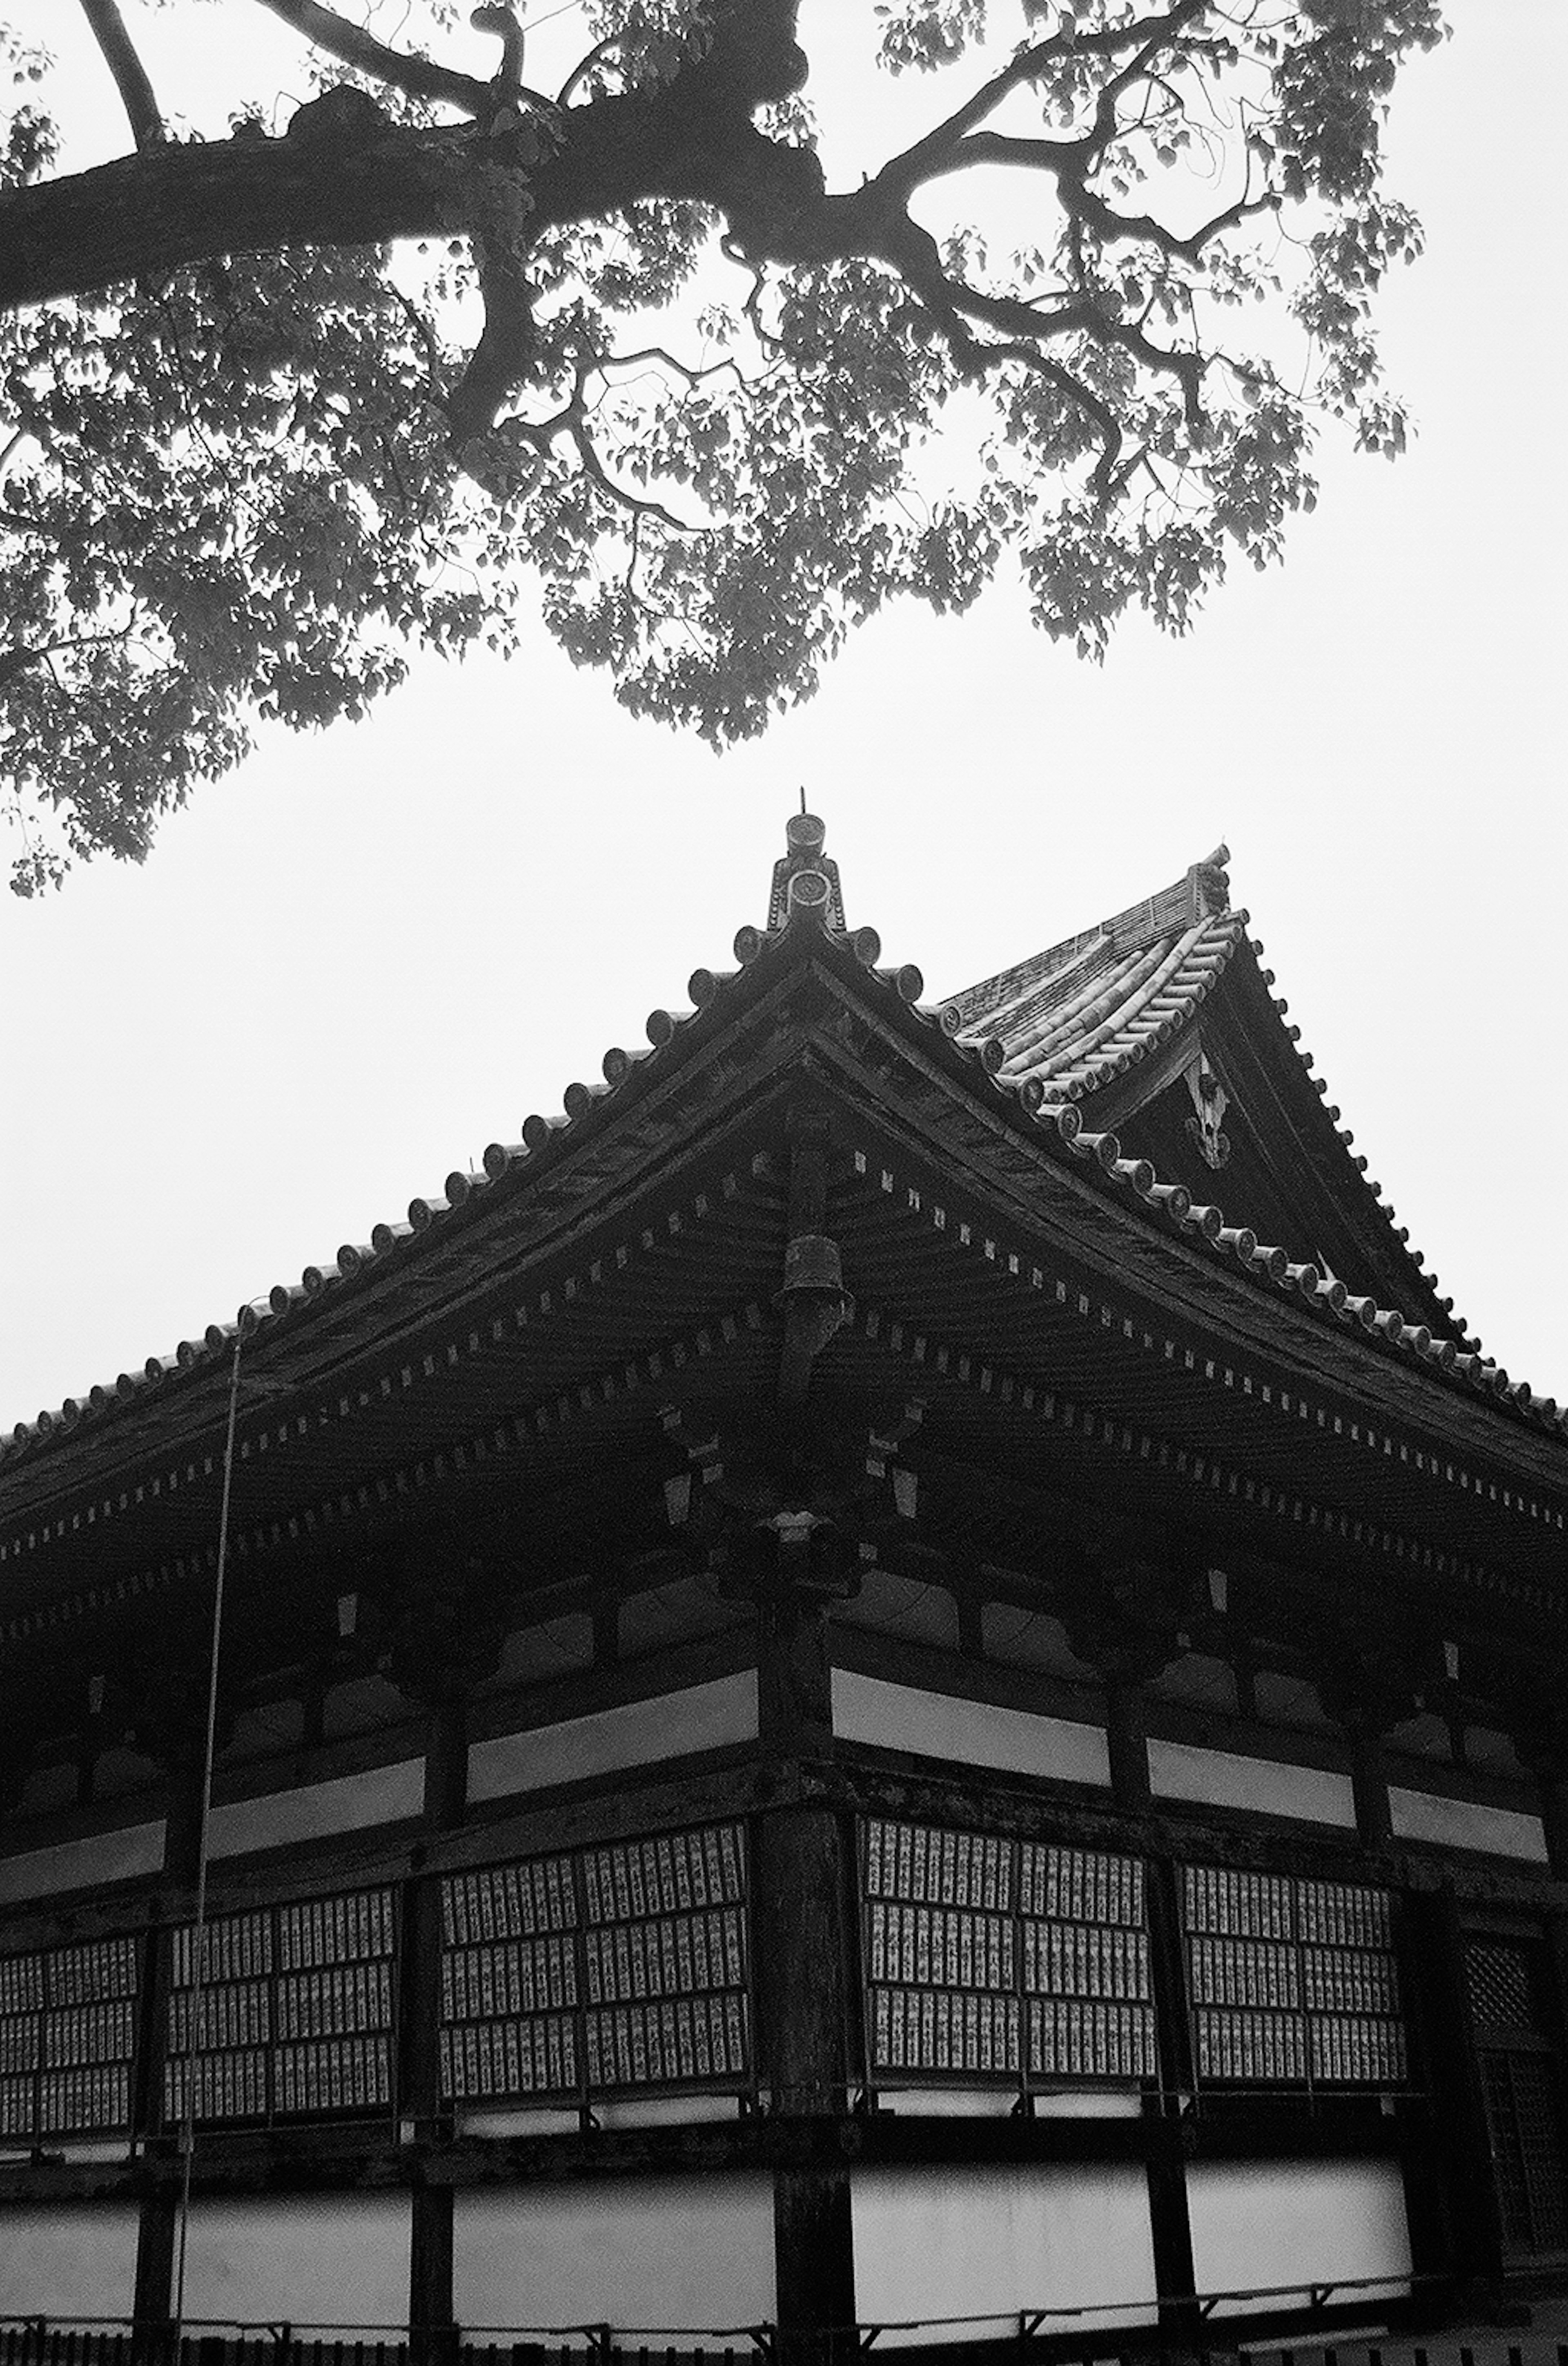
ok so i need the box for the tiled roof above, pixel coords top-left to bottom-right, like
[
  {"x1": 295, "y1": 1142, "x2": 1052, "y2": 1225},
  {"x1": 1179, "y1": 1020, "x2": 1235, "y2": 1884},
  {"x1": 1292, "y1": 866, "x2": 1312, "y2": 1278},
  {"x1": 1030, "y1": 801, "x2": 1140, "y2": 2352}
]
[
  {"x1": 2, "y1": 824, "x2": 1563, "y2": 1474},
  {"x1": 943, "y1": 845, "x2": 1481, "y2": 1357},
  {"x1": 941, "y1": 846, "x2": 1243, "y2": 1101}
]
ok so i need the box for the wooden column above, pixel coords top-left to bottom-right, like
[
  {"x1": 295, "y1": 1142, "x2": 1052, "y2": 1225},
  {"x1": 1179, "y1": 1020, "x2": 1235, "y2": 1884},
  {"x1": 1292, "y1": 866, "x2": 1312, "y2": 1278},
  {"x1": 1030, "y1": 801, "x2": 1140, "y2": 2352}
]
[
  {"x1": 132, "y1": 2191, "x2": 178, "y2": 2345},
  {"x1": 752, "y1": 1522, "x2": 857, "y2": 2339},
  {"x1": 133, "y1": 1661, "x2": 223, "y2": 2333},
  {"x1": 1315, "y1": 1642, "x2": 1412, "y2": 1856},
  {"x1": 1144, "y1": 1857, "x2": 1198, "y2": 2334},
  {"x1": 1541, "y1": 1776, "x2": 1568, "y2": 1881},
  {"x1": 1513, "y1": 1705, "x2": 1568, "y2": 1881},
  {"x1": 1105, "y1": 1679, "x2": 1152, "y2": 1815},
  {"x1": 1349, "y1": 1724, "x2": 1394, "y2": 1848},
  {"x1": 1402, "y1": 1883, "x2": 1505, "y2": 2310},
  {"x1": 1062, "y1": 1541, "x2": 1189, "y2": 2334},
  {"x1": 383, "y1": 1546, "x2": 505, "y2": 2366}
]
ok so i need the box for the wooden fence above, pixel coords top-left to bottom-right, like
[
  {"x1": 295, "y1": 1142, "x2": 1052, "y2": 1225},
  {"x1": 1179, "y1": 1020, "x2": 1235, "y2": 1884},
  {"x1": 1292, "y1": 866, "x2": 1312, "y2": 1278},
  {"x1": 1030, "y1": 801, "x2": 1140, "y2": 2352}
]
[{"x1": 7, "y1": 2327, "x2": 1568, "y2": 2366}]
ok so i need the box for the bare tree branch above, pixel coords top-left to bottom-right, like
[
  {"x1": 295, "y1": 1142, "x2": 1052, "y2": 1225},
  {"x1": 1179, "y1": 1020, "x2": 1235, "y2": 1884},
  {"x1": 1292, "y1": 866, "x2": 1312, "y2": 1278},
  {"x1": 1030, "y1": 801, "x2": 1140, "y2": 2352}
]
[
  {"x1": 874, "y1": 0, "x2": 1208, "y2": 203},
  {"x1": 249, "y1": 0, "x2": 494, "y2": 118},
  {"x1": 943, "y1": 132, "x2": 1279, "y2": 260},
  {"x1": 76, "y1": 0, "x2": 165, "y2": 152}
]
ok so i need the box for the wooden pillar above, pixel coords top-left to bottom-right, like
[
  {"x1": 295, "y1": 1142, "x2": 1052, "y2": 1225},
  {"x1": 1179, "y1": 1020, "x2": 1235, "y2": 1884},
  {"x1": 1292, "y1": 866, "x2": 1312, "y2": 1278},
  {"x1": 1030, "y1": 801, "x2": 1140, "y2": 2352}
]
[
  {"x1": 1315, "y1": 1646, "x2": 1410, "y2": 1854},
  {"x1": 751, "y1": 1531, "x2": 857, "y2": 2337},
  {"x1": 1350, "y1": 1725, "x2": 1393, "y2": 1848},
  {"x1": 381, "y1": 1536, "x2": 507, "y2": 2359},
  {"x1": 1538, "y1": 1771, "x2": 1568, "y2": 1880},
  {"x1": 1105, "y1": 1679, "x2": 1152, "y2": 1816},
  {"x1": 1144, "y1": 1858, "x2": 1198, "y2": 2333},
  {"x1": 1402, "y1": 1884, "x2": 1504, "y2": 2309},
  {"x1": 133, "y1": 2188, "x2": 178, "y2": 2337},
  {"x1": 160, "y1": 1730, "x2": 209, "y2": 1893},
  {"x1": 408, "y1": 2174, "x2": 456, "y2": 2366},
  {"x1": 422, "y1": 1693, "x2": 468, "y2": 1834},
  {"x1": 1060, "y1": 1550, "x2": 1191, "y2": 2336},
  {"x1": 133, "y1": 1667, "x2": 217, "y2": 2333},
  {"x1": 406, "y1": 1693, "x2": 467, "y2": 2364}
]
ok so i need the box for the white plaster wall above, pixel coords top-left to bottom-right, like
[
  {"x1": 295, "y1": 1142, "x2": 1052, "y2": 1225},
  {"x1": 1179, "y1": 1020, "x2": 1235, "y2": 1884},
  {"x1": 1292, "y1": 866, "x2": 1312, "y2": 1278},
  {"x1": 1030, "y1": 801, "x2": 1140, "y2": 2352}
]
[
  {"x1": 831, "y1": 1673, "x2": 1109, "y2": 1790},
  {"x1": 468, "y1": 1672, "x2": 758, "y2": 1805},
  {"x1": 453, "y1": 2176, "x2": 776, "y2": 2332},
  {"x1": 1187, "y1": 2160, "x2": 1411, "y2": 2316},
  {"x1": 0, "y1": 1821, "x2": 165, "y2": 1904},
  {"x1": 207, "y1": 1761, "x2": 425, "y2": 1858},
  {"x1": 0, "y1": 2202, "x2": 140, "y2": 2320},
  {"x1": 178, "y1": 2195, "x2": 409, "y2": 2331},
  {"x1": 878, "y1": 2089, "x2": 1139, "y2": 2119},
  {"x1": 1388, "y1": 1787, "x2": 1548, "y2": 1864},
  {"x1": 851, "y1": 2164, "x2": 1156, "y2": 2344},
  {"x1": 1148, "y1": 1742, "x2": 1355, "y2": 1828}
]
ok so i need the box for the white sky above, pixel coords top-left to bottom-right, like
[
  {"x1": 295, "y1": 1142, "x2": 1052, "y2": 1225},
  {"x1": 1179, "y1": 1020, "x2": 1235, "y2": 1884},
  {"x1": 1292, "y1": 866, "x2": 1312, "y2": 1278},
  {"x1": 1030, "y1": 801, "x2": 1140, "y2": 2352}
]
[{"x1": 1, "y1": 0, "x2": 1564, "y2": 1433}]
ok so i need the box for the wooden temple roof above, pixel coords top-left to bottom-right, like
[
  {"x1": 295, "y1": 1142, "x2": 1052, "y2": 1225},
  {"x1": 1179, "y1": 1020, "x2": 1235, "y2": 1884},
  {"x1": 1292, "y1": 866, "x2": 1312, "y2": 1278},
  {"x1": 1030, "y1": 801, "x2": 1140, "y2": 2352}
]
[
  {"x1": 944, "y1": 849, "x2": 1468, "y2": 1350},
  {"x1": 944, "y1": 848, "x2": 1243, "y2": 1103},
  {"x1": 2, "y1": 816, "x2": 1564, "y2": 1652}
]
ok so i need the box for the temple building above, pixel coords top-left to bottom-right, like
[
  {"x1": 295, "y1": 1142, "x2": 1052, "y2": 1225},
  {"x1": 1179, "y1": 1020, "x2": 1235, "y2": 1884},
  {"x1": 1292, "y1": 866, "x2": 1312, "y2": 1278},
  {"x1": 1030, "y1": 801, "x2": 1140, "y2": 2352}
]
[{"x1": 2, "y1": 818, "x2": 1567, "y2": 2351}]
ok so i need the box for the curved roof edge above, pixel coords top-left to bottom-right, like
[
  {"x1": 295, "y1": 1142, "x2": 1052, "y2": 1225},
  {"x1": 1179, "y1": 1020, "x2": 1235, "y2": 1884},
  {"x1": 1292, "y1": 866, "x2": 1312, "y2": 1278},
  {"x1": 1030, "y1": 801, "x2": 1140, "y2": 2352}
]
[{"x1": 2, "y1": 826, "x2": 1561, "y2": 1477}]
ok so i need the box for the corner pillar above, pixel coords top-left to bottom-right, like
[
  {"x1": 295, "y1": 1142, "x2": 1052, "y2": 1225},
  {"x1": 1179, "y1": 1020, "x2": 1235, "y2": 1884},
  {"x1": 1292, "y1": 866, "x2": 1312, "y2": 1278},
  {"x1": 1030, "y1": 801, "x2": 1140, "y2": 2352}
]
[{"x1": 748, "y1": 1520, "x2": 857, "y2": 2341}]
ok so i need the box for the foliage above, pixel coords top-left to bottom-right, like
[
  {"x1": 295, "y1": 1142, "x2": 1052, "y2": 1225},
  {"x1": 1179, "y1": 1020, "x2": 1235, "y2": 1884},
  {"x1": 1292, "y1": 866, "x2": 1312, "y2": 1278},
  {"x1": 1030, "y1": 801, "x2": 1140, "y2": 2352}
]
[{"x1": 0, "y1": 0, "x2": 1443, "y2": 891}]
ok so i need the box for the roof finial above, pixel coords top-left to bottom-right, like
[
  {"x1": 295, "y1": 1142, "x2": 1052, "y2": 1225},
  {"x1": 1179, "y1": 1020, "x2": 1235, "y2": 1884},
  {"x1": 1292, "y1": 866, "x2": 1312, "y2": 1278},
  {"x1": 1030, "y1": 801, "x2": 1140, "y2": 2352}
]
[{"x1": 767, "y1": 803, "x2": 847, "y2": 934}]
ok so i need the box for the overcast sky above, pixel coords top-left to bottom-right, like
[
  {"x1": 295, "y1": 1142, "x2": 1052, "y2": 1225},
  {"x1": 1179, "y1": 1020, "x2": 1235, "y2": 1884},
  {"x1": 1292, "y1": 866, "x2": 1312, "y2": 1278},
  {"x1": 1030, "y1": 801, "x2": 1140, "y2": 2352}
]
[{"x1": 2, "y1": 0, "x2": 1564, "y2": 1435}]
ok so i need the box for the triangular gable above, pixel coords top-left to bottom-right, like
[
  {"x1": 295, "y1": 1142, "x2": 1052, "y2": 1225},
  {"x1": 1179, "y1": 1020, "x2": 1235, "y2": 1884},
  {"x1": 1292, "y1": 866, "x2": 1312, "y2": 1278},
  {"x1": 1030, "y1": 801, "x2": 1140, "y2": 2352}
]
[{"x1": 943, "y1": 849, "x2": 1472, "y2": 1350}]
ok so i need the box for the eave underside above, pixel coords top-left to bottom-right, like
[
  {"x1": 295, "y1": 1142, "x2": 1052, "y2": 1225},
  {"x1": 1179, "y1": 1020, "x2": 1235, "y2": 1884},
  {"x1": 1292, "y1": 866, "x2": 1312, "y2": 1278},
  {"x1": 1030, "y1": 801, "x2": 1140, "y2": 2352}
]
[{"x1": 4, "y1": 1030, "x2": 1564, "y2": 1681}]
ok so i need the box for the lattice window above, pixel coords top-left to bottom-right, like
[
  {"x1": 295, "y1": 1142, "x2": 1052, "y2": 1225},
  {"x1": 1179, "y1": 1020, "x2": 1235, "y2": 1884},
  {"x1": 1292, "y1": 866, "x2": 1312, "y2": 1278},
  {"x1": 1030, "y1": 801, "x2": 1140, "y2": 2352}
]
[
  {"x1": 1180, "y1": 1865, "x2": 1408, "y2": 2089},
  {"x1": 0, "y1": 1934, "x2": 139, "y2": 2141},
  {"x1": 163, "y1": 1887, "x2": 396, "y2": 2128},
  {"x1": 439, "y1": 1822, "x2": 751, "y2": 2108},
  {"x1": 1466, "y1": 1941, "x2": 1539, "y2": 2035},
  {"x1": 860, "y1": 1820, "x2": 1155, "y2": 2086},
  {"x1": 1482, "y1": 2047, "x2": 1568, "y2": 2255}
]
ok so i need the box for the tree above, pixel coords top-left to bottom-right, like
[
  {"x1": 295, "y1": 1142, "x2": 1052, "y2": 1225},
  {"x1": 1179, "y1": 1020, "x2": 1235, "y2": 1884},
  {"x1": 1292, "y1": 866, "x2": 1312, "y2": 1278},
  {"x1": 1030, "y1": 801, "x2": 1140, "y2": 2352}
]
[{"x1": 1, "y1": 0, "x2": 1442, "y2": 892}]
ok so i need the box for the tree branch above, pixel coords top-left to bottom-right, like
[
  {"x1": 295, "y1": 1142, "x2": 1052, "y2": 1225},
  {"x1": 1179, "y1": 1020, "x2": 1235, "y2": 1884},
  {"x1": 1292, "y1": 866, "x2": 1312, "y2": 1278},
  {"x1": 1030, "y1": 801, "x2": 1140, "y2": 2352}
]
[
  {"x1": 949, "y1": 273, "x2": 1208, "y2": 423},
  {"x1": 944, "y1": 131, "x2": 1279, "y2": 260},
  {"x1": 0, "y1": 50, "x2": 827, "y2": 318},
  {"x1": 873, "y1": 0, "x2": 1208, "y2": 203},
  {"x1": 249, "y1": 0, "x2": 494, "y2": 118},
  {"x1": 76, "y1": 0, "x2": 165, "y2": 152},
  {"x1": 0, "y1": 507, "x2": 70, "y2": 541}
]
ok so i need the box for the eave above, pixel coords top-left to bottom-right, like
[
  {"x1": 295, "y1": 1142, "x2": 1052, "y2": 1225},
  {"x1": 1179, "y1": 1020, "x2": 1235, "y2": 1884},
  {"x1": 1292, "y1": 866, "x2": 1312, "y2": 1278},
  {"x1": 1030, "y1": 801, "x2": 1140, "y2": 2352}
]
[{"x1": 2, "y1": 910, "x2": 1565, "y2": 1662}]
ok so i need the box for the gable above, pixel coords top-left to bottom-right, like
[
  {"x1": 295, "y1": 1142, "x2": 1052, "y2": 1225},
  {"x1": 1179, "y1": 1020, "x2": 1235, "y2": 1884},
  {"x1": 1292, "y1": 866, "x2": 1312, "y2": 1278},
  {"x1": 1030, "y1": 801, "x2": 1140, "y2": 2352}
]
[{"x1": 944, "y1": 848, "x2": 1470, "y2": 1349}]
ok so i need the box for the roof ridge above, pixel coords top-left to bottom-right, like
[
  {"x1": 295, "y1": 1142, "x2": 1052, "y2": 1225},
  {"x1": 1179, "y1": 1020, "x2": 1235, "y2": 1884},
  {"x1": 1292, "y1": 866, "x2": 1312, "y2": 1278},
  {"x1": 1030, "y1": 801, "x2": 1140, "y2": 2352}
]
[
  {"x1": 3, "y1": 830, "x2": 1560, "y2": 1477},
  {"x1": 1242, "y1": 928, "x2": 1482, "y2": 1361},
  {"x1": 945, "y1": 842, "x2": 1232, "y2": 1025}
]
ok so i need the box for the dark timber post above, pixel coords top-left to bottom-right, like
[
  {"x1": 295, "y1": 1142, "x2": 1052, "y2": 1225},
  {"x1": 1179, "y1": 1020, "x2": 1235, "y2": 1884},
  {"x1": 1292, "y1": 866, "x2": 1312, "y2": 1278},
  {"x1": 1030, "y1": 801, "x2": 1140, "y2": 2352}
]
[
  {"x1": 1065, "y1": 1531, "x2": 1192, "y2": 2338},
  {"x1": 1349, "y1": 1726, "x2": 1394, "y2": 1849},
  {"x1": 757, "y1": 1100, "x2": 858, "y2": 2353},
  {"x1": 754, "y1": 1555, "x2": 856, "y2": 2348},
  {"x1": 1144, "y1": 1854, "x2": 1199, "y2": 2341},
  {"x1": 1105, "y1": 1680, "x2": 1152, "y2": 1817},
  {"x1": 134, "y1": 1659, "x2": 223, "y2": 2339},
  {"x1": 385, "y1": 1542, "x2": 506, "y2": 2366},
  {"x1": 1403, "y1": 1883, "x2": 1505, "y2": 2312}
]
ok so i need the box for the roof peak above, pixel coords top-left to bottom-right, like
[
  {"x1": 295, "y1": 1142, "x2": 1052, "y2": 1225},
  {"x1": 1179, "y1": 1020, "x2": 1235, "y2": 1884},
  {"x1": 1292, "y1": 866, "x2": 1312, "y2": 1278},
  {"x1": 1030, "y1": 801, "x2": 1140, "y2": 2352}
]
[
  {"x1": 766, "y1": 804, "x2": 846, "y2": 934},
  {"x1": 1095, "y1": 842, "x2": 1231, "y2": 957}
]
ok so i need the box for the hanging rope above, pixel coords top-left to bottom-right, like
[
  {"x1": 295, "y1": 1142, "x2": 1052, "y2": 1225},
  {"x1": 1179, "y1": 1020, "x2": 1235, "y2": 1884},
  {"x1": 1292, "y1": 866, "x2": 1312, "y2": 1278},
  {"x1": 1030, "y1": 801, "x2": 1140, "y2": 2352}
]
[{"x1": 171, "y1": 1323, "x2": 245, "y2": 2338}]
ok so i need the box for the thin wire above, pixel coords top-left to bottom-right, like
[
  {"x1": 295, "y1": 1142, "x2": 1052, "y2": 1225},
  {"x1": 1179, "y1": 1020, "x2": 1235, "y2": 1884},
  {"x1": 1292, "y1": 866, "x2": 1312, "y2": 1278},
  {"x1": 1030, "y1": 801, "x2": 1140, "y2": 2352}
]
[
  {"x1": 518, "y1": 0, "x2": 588, "y2": 32},
  {"x1": 171, "y1": 1328, "x2": 245, "y2": 2338}
]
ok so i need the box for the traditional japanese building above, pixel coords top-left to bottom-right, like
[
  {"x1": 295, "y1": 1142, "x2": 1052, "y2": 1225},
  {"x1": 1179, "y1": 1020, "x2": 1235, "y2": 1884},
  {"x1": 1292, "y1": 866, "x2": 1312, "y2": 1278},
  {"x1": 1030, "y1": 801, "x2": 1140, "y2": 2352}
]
[{"x1": 2, "y1": 818, "x2": 1567, "y2": 2353}]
